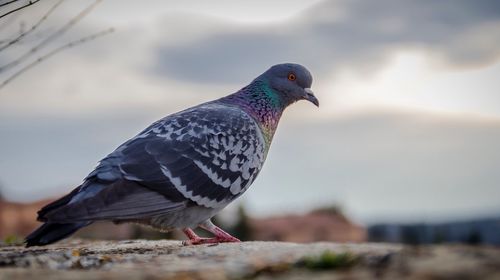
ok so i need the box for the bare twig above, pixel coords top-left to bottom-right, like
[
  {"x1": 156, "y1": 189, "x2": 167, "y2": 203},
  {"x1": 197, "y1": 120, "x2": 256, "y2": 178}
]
[
  {"x1": 0, "y1": 0, "x2": 64, "y2": 52},
  {"x1": 0, "y1": 0, "x2": 21, "y2": 8},
  {"x1": 0, "y1": 0, "x2": 102, "y2": 73},
  {"x1": 0, "y1": 0, "x2": 40, "y2": 20},
  {"x1": 0, "y1": 27, "x2": 114, "y2": 90}
]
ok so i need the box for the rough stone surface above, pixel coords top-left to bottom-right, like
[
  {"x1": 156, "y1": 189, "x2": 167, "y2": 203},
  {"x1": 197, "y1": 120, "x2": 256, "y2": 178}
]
[{"x1": 1, "y1": 239, "x2": 499, "y2": 279}]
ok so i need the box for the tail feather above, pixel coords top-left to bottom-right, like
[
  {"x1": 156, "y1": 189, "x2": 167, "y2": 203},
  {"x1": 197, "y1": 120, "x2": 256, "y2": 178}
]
[
  {"x1": 27, "y1": 181, "x2": 97, "y2": 247},
  {"x1": 36, "y1": 187, "x2": 82, "y2": 222},
  {"x1": 25, "y1": 222, "x2": 90, "y2": 247}
]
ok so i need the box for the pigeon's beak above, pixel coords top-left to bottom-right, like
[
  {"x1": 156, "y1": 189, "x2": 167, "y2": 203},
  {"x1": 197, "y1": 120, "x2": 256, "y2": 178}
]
[{"x1": 303, "y1": 88, "x2": 319, "y2": 107}]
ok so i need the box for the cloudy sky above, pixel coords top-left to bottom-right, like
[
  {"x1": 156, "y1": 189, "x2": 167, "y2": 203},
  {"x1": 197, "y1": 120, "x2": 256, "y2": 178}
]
[{"x1": 0, "y1": 0, "x2": 499, "y2": 224}]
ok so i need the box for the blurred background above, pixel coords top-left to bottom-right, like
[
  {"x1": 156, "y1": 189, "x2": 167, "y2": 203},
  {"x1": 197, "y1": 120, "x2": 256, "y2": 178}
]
[{"x1": 0, "y1": 0, "x2": 499, "y2": 245}]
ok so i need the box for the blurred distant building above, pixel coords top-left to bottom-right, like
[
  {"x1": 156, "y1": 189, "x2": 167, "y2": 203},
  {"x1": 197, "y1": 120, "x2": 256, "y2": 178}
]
[
  {"x1": 248, "y1": 207, "x2": 367, "y2": 243},
  {"x1": 0, "y1": 198, "x2": 51, "y2": 239},
  {"x1": 368, "y1": 218, "x2": 500, "y2": 245}
]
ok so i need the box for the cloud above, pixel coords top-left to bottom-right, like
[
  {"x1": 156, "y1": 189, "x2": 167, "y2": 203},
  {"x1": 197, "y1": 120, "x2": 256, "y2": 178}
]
[
  {"x1": 246, "y1": 109, "x2": 500, "y2": 222},
  {"x1": 154, "y1": 0, "x2": 500, "y2": 84}
]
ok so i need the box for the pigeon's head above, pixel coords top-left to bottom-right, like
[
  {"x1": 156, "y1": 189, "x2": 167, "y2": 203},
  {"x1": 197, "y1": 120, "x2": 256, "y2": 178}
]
[{"x1": 259, "y1": 63, "x2": 319, "y2": 107}]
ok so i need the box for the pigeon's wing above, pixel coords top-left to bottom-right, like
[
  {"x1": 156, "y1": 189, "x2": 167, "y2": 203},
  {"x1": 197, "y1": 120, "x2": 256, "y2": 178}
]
[
  {"x1": 43, "y1": 179, "x2": 187, "y2": 222},
  {"x1": 44, "y1": 102, "x2": 266, "y2": 223},
  {"x1": 118, "y1": 103, "x2": 266, "y2": 209}
]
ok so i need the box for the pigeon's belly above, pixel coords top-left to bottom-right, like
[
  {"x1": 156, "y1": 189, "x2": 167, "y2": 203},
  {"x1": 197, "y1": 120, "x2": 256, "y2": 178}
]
[{"x1": 148, "y1": 205, "x2": 225, "y2": 230}]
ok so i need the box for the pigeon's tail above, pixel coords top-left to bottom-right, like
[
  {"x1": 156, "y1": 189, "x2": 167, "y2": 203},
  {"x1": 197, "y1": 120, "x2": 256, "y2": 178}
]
[{"x1": 25, "y1": 222, "x2": 91, "y2": 247}]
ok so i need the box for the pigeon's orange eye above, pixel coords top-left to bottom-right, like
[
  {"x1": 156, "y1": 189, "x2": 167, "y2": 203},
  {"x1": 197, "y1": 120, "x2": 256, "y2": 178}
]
[{"x1": 288, "y1": 73, "x2": 296, "y2": 81}]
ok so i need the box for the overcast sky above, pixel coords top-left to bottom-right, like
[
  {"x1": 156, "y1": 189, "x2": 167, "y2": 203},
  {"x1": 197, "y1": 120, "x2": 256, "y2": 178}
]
[{"x1": 0, "y1": 0, "x2": 499, "y2": 224}]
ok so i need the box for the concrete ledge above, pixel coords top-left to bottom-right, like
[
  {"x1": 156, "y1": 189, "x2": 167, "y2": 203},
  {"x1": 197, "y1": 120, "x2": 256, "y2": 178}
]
[{"x1": 1, "y1": 240, "x2": 499, "y2": 279}]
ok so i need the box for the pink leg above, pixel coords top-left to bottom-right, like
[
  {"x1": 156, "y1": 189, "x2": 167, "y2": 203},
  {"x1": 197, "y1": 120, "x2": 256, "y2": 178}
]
[
  {"x1": 182, "y1": 228, "x2": 203, "y2": 245},
  {"x1": 181, "y1": 220, "x2": 241, "y2": 246}
]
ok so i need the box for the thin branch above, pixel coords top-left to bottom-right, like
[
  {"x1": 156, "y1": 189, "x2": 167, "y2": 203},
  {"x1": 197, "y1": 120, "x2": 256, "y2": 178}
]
[
  {"x1": 0, "y1": 0, "x2": 21, "y2": 8},
  {"x1": 0, "y1": 0, "x2": 40, "y2": 20},
  {"x1": 0, "y1": 0, "x2": 64, "y2": 52},
  {"x1": 0, "y1": 0, "x2": 102, "y2": 73},
  {"x1": 0, "y1": 27, "x2": 114, "y2": 90}
]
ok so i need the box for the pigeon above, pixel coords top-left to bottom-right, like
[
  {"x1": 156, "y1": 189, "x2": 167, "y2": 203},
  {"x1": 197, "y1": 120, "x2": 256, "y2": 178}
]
[{"x1": 25, "y1": 63, "x2": 318, "y2": 247}]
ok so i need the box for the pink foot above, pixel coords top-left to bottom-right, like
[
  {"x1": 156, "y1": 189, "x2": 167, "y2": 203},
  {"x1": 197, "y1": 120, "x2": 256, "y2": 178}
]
[
  {"x1": 182, "y1": 226, "x2": 241, "y2": 246},
  {"x1": 182, "y1": 236, "x2": 240, "y2": 246}
]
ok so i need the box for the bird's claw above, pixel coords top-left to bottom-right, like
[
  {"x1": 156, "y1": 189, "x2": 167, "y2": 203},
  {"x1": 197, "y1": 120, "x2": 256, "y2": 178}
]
[
  {"x1": 182, "y1": 236, "x2": 241, "y2": 246},
  {"x1": 181, "y1": 225, "x2": 241, "y2": 246}
]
